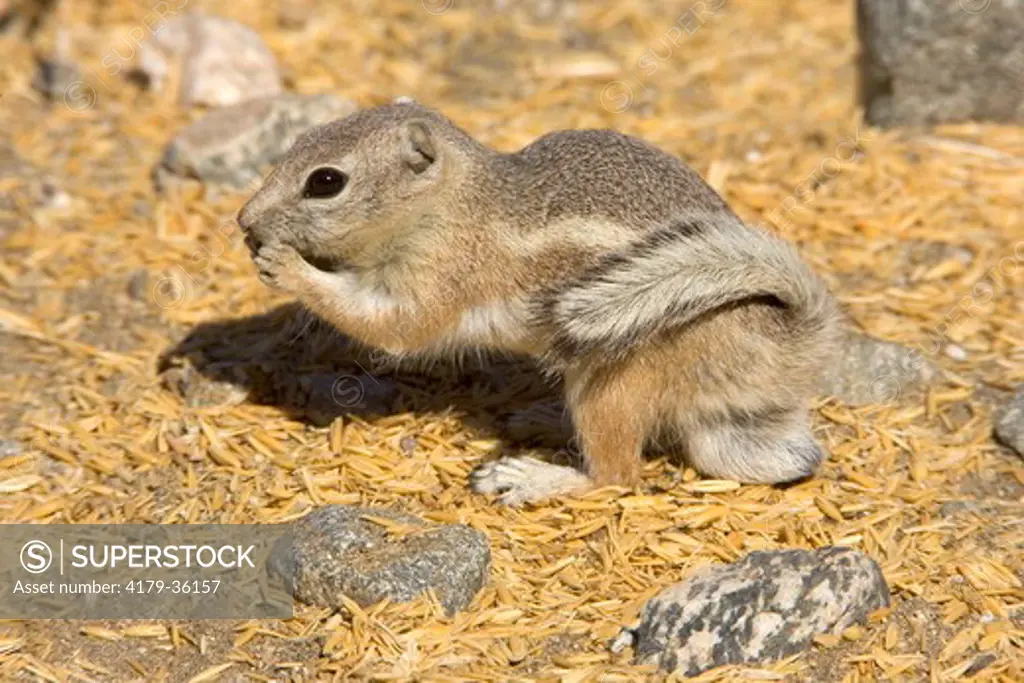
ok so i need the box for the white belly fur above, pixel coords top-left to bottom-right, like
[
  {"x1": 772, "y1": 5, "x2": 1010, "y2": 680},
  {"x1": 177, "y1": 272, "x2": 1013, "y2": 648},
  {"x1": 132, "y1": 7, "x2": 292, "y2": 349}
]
[{"x1": 441, "y1": 299, "x2": 537, "y2": 353}]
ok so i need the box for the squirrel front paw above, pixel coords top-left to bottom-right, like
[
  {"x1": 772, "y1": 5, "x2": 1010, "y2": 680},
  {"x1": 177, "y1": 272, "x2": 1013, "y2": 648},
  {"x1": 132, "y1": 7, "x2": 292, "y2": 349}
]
[{"x1": 252, "y1": 242, "x2": 310, "y2": 292}]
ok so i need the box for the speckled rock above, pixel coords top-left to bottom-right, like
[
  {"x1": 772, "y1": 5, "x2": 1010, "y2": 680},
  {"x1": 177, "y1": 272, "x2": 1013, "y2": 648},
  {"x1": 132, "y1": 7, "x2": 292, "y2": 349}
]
[
  {"x1": 857, "y1": 0, "x2": 1024, "y2": 126},
  {"x1": 156, "y1": 93, "x2": 355, "y2": 190},
  {"x1": 137, "y1": 14, "x2": 282, "y2": 107},
  {"x1": 819, "y1": 332, "x2": 939, "y2": 406},
  {"x1": 287, "y1": 505, "x2": 490, "y2": 616},
  {"x1": 994, "y1": 387, "x2": 1024, "y2": 458},
  {"x1": 612, "y1": 547, "x2": 890, "y2": 676}
]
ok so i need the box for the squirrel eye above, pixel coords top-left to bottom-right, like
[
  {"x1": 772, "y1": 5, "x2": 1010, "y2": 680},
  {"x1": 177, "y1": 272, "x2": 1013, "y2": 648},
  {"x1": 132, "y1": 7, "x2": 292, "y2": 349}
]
[{"x1": 303, "y1": 167, "x2": 348, "y2": 198}]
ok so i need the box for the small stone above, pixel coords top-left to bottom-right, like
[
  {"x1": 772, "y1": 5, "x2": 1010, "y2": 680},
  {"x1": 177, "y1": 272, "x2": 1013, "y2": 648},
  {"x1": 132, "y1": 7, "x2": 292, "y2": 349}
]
[
  {"x1": 37, "y1": 180, "x2": 72, "y2": 210},
  {"x1": 157, "y1": 93, "x2": 356, "y2": 190},
  {"x1": 286, "y1": 505, "x2": 490, "y2": 616},
  {"x1": 399, "y1": 436, "x2": 417, "y2": 456},
  {"x1": 858, "y1": 0, "x2": 1024, "y2": 126},
  {"x1": 994, "y1": 387, "x2": 1024, "y2": 458},
  {"x1": 126, "y1": 270, "x2": 150, "y2": 301},
  {"x1": 943, "y1": 344, "x2": 967, "y2": 362},
  {"x1": 903, "y1": 241, "x2": 974, "y2": 269},
  {"x1": 938, "y1": 500, "x2": 979, "y2": 518},
  {"x1": 160, "y1": 362, "x2": 250, "y2": 408},
  {"x1": 0, "y1": 440, "x2": 24, "y2": 458},
  {"x1": 964, "y1": 653, "x2": 998, "y2": 677},
  {"x1": 32, "y1": 58, "x2": 82, "y2": 101},
  {"x1": 819, "y1": 331, "x2": 940, "y2": 406},
  {"x1": 136, "y1": 14, "x2": 282, "y2": 107},
  {"x1": 132, "y1": 200, "x2": 151, "y2": 218},
  {"x1": 616, "y1": 547, "x2": 890, "y2": 676}
]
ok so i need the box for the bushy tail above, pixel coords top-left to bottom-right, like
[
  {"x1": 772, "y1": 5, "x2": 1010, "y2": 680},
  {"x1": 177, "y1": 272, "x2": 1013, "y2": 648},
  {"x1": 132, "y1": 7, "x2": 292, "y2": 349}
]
[{"x1": 550, "y1": 217, "x2": 837, "y2": 355}]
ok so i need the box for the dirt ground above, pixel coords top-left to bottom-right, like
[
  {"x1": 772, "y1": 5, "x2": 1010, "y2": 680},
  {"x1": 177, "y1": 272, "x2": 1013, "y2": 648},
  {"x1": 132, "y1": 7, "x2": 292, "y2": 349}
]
[{"x1": 0, "y1": 0, "x2": 1022, "y2": 681}]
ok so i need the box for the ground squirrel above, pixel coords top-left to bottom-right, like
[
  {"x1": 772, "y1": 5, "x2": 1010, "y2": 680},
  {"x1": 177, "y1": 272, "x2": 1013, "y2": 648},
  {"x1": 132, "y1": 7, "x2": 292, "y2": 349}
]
[{"x1": 238, "y1": 101, "x2": 841, "y2": 505}]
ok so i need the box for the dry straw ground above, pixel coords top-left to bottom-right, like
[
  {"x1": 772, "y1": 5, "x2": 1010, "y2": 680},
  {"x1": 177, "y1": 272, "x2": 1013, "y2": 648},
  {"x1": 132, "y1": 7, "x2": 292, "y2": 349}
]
[{"x1": 1, "y1": 0, "x2": 1022, "y2": 681}]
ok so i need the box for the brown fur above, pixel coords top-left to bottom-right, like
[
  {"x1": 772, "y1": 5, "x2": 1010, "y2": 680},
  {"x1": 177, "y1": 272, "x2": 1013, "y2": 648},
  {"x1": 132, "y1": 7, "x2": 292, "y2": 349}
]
[{"x1": 239, "y1": 100, "x2": 841, "y2": 504}]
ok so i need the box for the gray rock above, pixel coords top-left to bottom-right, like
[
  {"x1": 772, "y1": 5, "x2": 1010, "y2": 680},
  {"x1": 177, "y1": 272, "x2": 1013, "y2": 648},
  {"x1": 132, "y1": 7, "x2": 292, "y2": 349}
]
[
  {"x1": 287, "y1": 505, "x2": 489, "y2": 616},
  {"x1": 136, "y1": 14, "x2": 282, "y2": 107},
  {"x1": 612, "y1": 547, "x2": 890, "y2": 676},
  {"x1": 157, "y1": 93, "x2": 355, "y2": 190},
  {"x1": 32, "y1": 58, "x2": 82, "y2": 101},
  {"x1": 857, "y1": 0, "x2": 1024, "y2": 126},
  {"x1": 994, "y1": 387, "x2": 1024, "y2": 457},
  {"x1": 819, "y1": 332, "x2": 939, "y2": 406},
  {"x1": 160, "y1": 362, "x2": 250, "y2": 408}
]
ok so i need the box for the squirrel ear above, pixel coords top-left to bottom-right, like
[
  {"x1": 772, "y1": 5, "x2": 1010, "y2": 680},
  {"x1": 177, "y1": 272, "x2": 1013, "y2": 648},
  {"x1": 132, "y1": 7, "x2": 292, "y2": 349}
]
[{"x1": 402, "y1": 120, "x2": 436, "y2": 174}]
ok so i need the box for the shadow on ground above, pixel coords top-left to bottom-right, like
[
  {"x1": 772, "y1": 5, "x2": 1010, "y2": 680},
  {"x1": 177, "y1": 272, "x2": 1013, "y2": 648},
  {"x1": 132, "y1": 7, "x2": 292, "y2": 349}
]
[{"x1": 158, "y1": 303, "x2": 571, "y2": 449}]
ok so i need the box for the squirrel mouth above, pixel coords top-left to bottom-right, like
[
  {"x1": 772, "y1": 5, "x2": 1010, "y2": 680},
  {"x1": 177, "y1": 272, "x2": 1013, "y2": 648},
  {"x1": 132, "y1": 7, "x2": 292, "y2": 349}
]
[
  {"x1": 244, "y1": 233, "x2": 263, "y2": 258},
  {"x1": 245, "y1": 234, "x2": 342, "y2": 273}
]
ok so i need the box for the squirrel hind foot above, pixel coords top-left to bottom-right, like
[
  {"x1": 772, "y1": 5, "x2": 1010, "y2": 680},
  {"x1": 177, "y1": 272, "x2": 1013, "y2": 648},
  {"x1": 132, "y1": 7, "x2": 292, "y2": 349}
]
[{"x1": 684, "y1": 411, "x2": 825, "y2": 484}]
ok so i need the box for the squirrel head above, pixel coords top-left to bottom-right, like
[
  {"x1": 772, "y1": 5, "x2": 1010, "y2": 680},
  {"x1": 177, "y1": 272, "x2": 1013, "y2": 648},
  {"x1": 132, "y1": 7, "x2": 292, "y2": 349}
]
[{"x1": 238, "y1": 101, "x2": 481, "y2": 268}]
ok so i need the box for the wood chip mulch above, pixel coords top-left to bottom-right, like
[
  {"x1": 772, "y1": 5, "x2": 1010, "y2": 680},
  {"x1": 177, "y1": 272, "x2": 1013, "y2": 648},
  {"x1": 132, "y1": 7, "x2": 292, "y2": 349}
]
[{"x1": 0, "y1": 0, "x2": 1021, "y2": 681}]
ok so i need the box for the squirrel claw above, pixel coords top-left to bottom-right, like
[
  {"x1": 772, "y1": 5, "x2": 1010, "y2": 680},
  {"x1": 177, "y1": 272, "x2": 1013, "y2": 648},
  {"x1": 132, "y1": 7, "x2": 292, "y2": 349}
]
[{"x1": 253, "y1": 242, "x2": 308, "y2": 291}]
